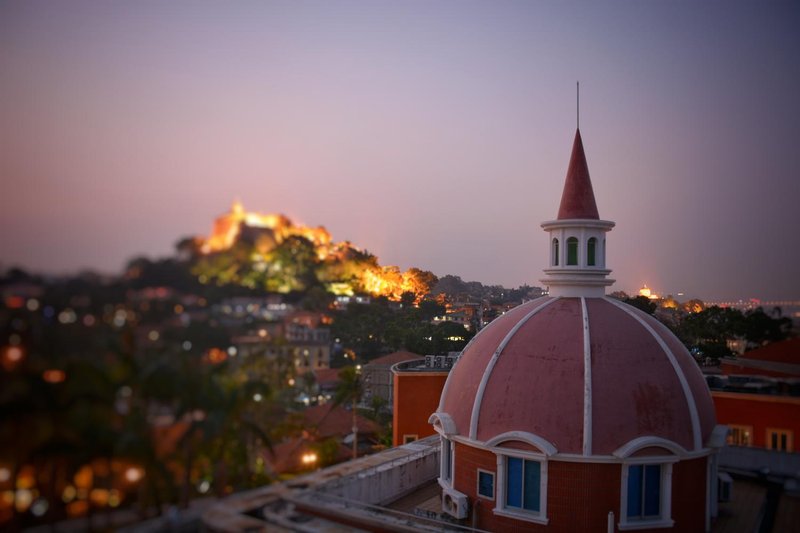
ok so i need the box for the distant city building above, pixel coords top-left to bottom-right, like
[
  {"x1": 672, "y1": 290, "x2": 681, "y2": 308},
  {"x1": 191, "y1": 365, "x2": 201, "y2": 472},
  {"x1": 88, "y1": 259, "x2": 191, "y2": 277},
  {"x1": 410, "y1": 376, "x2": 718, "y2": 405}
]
[
  {"x1": 391, "y1": 354, "x2": 458, "y2": 446},
  {"x1": 230, "y1": 310, "x2": 331, "y2": 372},
  {"x1": 638, "y1": 284, "x2": 660, "y2": 300},
  {"x1": 360, "y1": 350, "x2": 420, "y2": 409},
  {"x1": 710, "y1": 338, "x2": 800, "y2": 452}
]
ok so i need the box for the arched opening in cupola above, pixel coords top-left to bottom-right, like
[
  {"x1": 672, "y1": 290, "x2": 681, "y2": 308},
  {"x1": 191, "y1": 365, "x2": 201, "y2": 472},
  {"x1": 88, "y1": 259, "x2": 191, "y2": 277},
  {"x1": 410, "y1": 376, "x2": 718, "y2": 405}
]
[
  {"x1": 587, "y1": 237, "x2": 597, "y2": 266},
  {"x1": 567, "y1": 237, "x2": 578, "y2": 266}
]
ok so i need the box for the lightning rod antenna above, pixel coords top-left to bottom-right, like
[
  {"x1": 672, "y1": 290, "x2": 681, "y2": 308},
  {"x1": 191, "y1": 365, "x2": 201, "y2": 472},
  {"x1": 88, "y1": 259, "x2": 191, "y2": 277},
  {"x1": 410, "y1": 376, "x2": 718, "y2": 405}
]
[{"x1": 577, "y1": 81, "x2": 580, "y2": 130}]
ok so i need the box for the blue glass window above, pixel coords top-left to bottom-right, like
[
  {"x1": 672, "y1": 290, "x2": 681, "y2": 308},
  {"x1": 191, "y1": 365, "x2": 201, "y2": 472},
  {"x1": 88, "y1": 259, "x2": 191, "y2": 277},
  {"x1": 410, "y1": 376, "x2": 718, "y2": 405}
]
[
  {"x1": 505, "y1": 457, "x2": 541, "y2": 512},
  {"x1": 627, "y1": 464, "x2": 661, "y2": 519},
  {"x1": 478, "y1": 471, "x2": 494, "y2": 498}
]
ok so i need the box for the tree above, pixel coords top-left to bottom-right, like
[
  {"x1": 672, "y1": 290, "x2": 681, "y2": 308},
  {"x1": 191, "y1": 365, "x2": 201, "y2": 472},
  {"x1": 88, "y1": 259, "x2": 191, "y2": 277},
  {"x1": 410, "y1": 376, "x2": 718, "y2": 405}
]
[
  {"x1": 624, "y1": 296, "x2": 657, "y2": 315},
  {"x1": 333, "y1": 366, "x2": 364, "y2": 460}
]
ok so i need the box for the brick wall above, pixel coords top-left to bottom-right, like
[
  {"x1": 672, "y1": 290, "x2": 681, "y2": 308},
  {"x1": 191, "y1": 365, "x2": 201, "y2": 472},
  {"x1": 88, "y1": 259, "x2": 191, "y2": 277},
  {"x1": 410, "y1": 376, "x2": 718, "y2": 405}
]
[{"x1": 450, "y1": 441, "x2": 708, "y2": 532}]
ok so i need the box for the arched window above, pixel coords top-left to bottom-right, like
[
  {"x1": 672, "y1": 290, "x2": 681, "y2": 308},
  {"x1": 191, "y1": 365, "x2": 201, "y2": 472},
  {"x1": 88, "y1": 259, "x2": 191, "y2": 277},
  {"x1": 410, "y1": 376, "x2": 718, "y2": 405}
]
[
  {"x1": 567, "y1": 237, "x2": 578, "y2": 266},
  {"x1": 552, "y1": 238, "x2": 559, "y2": 266},
  {"x1": 587, "y1": 237, "x2": 597, "y2": 266}
]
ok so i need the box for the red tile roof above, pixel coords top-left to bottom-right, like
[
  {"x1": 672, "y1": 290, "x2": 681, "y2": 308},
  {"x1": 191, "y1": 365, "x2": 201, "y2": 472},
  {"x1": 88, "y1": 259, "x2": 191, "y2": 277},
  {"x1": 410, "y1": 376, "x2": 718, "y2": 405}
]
[
  {"x1": 302, "y1": 402, "x2": 381, "y2": 439},
  {"x1": 740, "y1": 338, "x2": 800, "y2": 365},
  {"x1": 557, "y1": 129, "x2": 600, "y2": 220},
  {"x1": 312, "y1": 368, "x2": 341, "y2": 386},
  {"x1": 366, "y1": 351, "x2": 422, "y2": 367}
]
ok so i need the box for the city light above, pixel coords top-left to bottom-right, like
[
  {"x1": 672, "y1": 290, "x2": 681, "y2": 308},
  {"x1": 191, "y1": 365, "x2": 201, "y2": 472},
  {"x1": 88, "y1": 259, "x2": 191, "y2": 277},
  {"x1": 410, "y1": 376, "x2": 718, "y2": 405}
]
[
  {"x1": 42, "y1": 369, "x2": 66, "y2": 384},
  {"x1": 6, "y1": 346, "x2": 23, "y2": 362},
  {"x1": 301, "y1": 452, "x2": 318, "y2": 466},
  {"x1": 124, "y1": 467, "x2": 143, "y2": 483}
]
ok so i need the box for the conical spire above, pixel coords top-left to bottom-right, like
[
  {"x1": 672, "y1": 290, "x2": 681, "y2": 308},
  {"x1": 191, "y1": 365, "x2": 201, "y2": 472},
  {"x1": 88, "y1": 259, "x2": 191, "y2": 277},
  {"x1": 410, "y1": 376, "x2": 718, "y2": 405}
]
[{"x1": 557, "y1": 129, "x2": 599, "y2": 220}]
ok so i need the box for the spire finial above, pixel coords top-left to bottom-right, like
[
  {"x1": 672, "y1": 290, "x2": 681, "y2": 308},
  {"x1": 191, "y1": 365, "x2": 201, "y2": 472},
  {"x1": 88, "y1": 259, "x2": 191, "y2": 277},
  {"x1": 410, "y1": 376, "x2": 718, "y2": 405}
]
[{"x1": 577, "y1": 81, "x2": 580, "y2": 129}]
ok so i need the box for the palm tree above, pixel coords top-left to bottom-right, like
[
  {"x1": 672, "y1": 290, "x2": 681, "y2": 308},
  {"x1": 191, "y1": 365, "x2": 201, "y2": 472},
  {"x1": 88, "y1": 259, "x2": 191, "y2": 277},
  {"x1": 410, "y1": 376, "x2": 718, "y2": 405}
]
[{"x1": 333, "y1": 366, "x2": 363, "y2": 459}]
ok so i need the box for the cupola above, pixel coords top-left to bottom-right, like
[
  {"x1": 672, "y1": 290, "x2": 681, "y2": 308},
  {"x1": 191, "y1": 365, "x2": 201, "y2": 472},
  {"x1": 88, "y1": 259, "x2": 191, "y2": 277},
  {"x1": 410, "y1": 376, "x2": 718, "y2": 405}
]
[{"x1": 540, "y1": 129, "x2": 615, "y2": 297}]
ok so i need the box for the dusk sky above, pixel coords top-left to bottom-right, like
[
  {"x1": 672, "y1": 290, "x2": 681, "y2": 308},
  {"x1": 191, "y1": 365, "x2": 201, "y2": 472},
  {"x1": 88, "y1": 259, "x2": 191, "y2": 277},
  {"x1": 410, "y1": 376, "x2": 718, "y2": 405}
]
[{"x1": 1, "y1": 1, "x2": 798, "y2": 301}]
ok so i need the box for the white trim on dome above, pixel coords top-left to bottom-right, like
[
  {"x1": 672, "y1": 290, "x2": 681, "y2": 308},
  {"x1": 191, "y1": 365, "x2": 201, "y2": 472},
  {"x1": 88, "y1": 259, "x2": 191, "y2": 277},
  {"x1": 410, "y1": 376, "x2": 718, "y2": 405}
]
[
  {"x1": 581, "y1": 297, "x2": 592, "y2": 456},
  {"x1": 468, "y1": 297, "x2": 560, "y2": 440},
  {"x1": 448, "y1": 433, "x2": 713, "y2": 463},
  {"x1": 603, "y1": 297, "x2": 703, "y2": 451},
  {"x1": 613, "y1": 436, "x2": 688, "y2": 459},
  {"x1": 436, "y1": 296, "x2": 552, "y2": 414},
  {"x1": 485, "y1": 431, "x2": 558, "y2": 456},
  {"x1": 428, "y1": 412, "x2": 458, "y2": 436}
]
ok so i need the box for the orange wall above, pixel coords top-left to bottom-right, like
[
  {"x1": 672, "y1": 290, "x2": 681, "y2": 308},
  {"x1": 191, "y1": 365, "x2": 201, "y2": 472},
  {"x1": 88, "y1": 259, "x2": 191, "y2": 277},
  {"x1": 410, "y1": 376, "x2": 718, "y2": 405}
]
[
  {"x1": 712, "y1": 391, "x2": 800, "y2": 450},
  {"x1": 393, "y1": 372, "x2": 448, "y2": 447}
]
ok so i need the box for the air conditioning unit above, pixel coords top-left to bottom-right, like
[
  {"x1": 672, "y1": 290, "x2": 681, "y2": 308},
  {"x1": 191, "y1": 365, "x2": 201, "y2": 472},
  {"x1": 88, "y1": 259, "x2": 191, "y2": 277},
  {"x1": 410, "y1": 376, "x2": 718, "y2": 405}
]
[
  {"x1": 718, "y1": 472, "x2": 733, "y2": 502},
  {"x1": 442, "y1": 486, "x2": 469, "y2": 519}
]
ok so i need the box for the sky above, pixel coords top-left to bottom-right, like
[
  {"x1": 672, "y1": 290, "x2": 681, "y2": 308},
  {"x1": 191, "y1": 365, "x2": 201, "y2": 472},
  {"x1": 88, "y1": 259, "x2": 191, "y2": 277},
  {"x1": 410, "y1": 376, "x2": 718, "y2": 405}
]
[{"x1": 1, "y1": 1, "x2": 799, "y2": 301}]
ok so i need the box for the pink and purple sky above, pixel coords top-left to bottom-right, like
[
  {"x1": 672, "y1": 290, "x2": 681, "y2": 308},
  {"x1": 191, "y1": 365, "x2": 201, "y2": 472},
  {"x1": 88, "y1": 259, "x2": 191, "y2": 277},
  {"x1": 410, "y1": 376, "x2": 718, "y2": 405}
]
[{"x1": 1, "y1": 1, "x2": 798, "y2": 301}]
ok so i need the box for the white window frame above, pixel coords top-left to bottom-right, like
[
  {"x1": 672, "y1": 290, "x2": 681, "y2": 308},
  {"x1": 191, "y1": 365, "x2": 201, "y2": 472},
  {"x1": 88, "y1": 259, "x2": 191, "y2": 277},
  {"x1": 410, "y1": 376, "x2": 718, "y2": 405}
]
[
  {"x1": 619, "y1": 459, "x2": 676, "y2": 530},
  {"x1": 494, "y1": 452, "x2": 548, "y2": 525},
  {"x1": 402, "y1": 434, "x2": 418, "y2": 444},
  {"x1": 727, "y1": 424, "x2": 753, "y2": 447},
  {"x1": 476, "y1": 468, "x2": 495, "y2": 501}
]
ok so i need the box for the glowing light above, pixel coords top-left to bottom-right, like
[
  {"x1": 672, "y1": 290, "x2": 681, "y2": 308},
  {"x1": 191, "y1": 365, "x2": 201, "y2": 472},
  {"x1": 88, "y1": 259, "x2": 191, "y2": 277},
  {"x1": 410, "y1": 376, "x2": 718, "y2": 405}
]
[
  {"x1": 62, "y1": 485, "x2": 76, "y2": 503},
  {"x1": 288, "y1": 378, "x2": 295, "y2": 386},
  {"x1": 253, "y1": 393, "x2": 263, "y2": 402},
  {"x1": 206, "y1": 348, "x2": 227, "y2": 364},
  {"x1": 301, "y1": 452, "x2": 318, "y2": 465},
  {"x1": 42, "y1": 369, "x2": 66, "y2": 384},
  {"x1": 15, "y1": 467, "x2": 34, "y2": 490},
  {"x1": 31, "y1": 498, "x2": 48, "y2": 516},
  {"x1": 15, "y1": 489, "x2": 32, "y2": 512},
  {"x1": 108, "y1": 489, "x2": 121, "y2": 507},
  {"x1": 58, "y1": 309, "x2": 77, "y2": 324},
  {"x1": 6, "y1": 346, "x2": 23, "y2": 362},
  {"x1": 124, "y1": 467, "x2": 143, "y2": 483},
  {"x1": 148, "y1": 330, "x2": 160, "y2": 341},
  {"x1": 89, "y1": 488, "x2": 109, "y2": 506},
  {"x1": 0, "y1": 467, "x2": 9, "y2": 482},
  {"x1": 182, "y1": 341, "x2": 192, "y2": 351},
  {"x1": 26, "y1": 299, "x2": 40, "y2": 311},
  {"x1": 258, "y1": 329, "x2": 267, "y2": 338},
  {"x1": 197, "y1": 480, "x2": 210, "y2": 494},
  {"x1": 82, "y1": 314, "x2": 96, "y2": 326},
  {"x1": 174, "y1": 304, "x2": 184, "y2": 314},
  {"x1": 227, "y1": 346, "x2": 237, "y2": 357},
  {"x1": 74, "y1": 466, "x2": 93, "y2": 489}
]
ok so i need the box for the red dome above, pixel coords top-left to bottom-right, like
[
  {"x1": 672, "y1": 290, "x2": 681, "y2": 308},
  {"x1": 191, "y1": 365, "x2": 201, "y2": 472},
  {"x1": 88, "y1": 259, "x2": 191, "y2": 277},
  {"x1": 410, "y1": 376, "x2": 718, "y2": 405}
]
[{"x1": 438, "y1": 296, "x2": 716, "y2": 455}]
